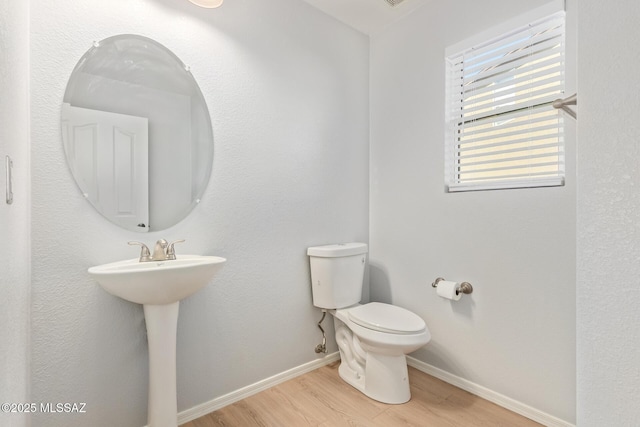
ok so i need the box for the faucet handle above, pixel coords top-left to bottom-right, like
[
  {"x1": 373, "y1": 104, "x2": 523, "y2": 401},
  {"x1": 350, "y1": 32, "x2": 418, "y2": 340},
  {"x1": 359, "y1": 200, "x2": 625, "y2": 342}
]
[
  {"x1": 128, "y1": 241, "x2": 151, "y2": 262},
  {"x1": 166, "y1": 239, "x2": 186, "y2": 260}
]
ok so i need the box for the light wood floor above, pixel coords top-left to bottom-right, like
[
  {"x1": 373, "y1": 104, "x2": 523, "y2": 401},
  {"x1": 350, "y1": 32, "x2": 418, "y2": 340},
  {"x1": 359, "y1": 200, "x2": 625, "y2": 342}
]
[{"x1": 182, "y1": 361, "x2": 542, "y2": 427}]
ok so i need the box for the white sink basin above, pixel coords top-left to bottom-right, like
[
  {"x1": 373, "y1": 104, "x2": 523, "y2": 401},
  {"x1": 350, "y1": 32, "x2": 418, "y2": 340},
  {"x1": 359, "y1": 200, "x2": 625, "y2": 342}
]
[
  {"x1": 89, "y1": 253, "x2": 226, "y2": 427},
  {"x1": 88, "y1": 255, "x2": 226, "y2": 305}
]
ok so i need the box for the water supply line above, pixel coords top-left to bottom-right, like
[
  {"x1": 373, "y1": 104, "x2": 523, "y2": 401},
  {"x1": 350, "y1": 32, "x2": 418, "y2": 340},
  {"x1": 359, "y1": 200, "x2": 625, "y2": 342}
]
[{"x1": 315, "y1": 310, "x2": 328, "y2": 354}]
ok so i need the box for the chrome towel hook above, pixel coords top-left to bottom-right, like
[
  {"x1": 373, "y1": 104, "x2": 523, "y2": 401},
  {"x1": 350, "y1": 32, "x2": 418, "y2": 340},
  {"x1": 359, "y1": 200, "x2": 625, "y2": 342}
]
[{"x1": 552, "y1": 93, "x2": 577, "y2": 119}]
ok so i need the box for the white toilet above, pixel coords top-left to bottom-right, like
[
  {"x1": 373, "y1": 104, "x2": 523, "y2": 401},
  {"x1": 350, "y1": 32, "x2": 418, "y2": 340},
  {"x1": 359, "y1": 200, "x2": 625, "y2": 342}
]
[{"x1": 307, "y1": 242, "x2": 430, "y2": 404}]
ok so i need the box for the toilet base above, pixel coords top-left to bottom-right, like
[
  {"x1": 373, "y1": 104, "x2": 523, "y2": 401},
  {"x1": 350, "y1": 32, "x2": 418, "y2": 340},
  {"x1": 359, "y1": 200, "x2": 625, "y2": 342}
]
[
  {"x1": 334, "y1": 317, "x2": 411, "y2": 404},
  {"x1": 363, "y1": 352, "x2": 410, "y2": 404},
  {"x1": 338, "y1": 352, "x2": 411, "y2": 404}
]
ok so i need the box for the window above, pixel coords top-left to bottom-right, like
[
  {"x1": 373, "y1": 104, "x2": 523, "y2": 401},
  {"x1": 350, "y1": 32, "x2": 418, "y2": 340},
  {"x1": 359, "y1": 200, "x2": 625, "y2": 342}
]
[{"x1": 445, "y1": 5, "x2": 566, "y2": 192}]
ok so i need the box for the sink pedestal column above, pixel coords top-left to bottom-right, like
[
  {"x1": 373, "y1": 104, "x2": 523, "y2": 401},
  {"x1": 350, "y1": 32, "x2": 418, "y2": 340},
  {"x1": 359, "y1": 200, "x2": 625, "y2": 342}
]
[{"x1": 143, "y1": 302, "x2": 180, "y2": 427}]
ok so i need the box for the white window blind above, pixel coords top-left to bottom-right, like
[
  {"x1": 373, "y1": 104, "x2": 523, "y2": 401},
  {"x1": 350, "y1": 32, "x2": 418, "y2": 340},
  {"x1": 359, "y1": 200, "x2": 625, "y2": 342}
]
[{"x1": 445, "y1": 10, "x2": 566, "y2": 192}]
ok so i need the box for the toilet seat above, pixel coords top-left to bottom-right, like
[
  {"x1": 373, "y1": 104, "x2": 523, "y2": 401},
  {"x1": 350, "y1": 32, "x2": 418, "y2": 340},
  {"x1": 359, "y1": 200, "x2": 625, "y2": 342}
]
[{"x1": 347, "y1": 302, "x2": 425, "y2": 334}]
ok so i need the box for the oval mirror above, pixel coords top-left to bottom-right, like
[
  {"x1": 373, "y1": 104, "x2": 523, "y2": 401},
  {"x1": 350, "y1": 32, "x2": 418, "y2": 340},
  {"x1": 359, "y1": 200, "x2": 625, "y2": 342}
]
[{"x1": 61, "y1": 34, "x2": 213, "y2": 232}]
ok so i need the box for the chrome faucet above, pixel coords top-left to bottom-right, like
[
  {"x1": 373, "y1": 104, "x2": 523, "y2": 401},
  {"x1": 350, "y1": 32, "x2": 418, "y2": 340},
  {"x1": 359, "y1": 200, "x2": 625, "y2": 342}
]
[
  {"x1": 128, "y1": 239, "x2": 185, "y2": 262},
  {"x1": 152, "y1": 239, "x2": 169, "y2": 260}
]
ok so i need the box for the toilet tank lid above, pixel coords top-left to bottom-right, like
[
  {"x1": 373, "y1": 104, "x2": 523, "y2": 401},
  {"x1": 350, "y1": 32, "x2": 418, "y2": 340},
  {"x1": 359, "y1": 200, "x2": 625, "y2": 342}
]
[{"x1": 307, "y1": 243, "x2": 368, "y2": 257}]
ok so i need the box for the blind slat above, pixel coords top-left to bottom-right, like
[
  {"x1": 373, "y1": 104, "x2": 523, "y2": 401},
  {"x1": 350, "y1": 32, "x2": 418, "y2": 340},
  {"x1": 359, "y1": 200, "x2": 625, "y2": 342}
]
[
  {"x1": 459, "y1": 122, "x2": 562, "y2": 146},
  {"x1": 458, "y1": 141, "x2": 561, "y2": 159},
  {"x1": 458, "y1": 169, "x2": 563, "y2": 182},
  {"x1": 459, "y1": 15, "x2": 565, "y2": 65},
  {"x1": 455, "y1": 106, "x2": 558, "y2": 138},
  {"x1": 453, "y1": 62, "x2": 563, "y2": 104},
  {"x1": 459, "y1": 91, "x2": 561, "y2": 122},
  {"x1": 459, "y1": 113, "x2": 559, "y2": 141},
  {"x1": 463, "y1": 26, "x2": 564, "y2": 73},
  {"x1": 460, "y1": 34, "x2": 562, "y2": 85},
  {"x1": 460, "y1": 86, "x2": 562, "y2": 118},
  {"x1": 457, "y1": 151, "x2": 562, "y2": 168},
  {"x1": 450, "y1": 51, "x2": 564, "y2": 95},
  {"x1": 459, "y1": 160, "x2": 562, "y2": 176}
]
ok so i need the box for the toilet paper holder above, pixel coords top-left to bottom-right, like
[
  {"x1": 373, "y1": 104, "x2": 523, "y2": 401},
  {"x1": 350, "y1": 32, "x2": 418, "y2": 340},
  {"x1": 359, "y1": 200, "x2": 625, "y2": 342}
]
[{"x1": 431, "y1": 277, "x2": 473, "y2": 296}]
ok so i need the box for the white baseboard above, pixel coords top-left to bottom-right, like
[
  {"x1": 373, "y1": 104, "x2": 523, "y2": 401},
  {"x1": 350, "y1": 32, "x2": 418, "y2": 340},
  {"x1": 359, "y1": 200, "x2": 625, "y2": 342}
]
[
  {"x1": 167, "y1": 352, "x2": 572, "y2": 427},
  {"x1": 406, "y1": 356, "x2": 575, "y2": 427},
  {"x1": 177, "y1": 352, "x2": 340, "y2": 425}
]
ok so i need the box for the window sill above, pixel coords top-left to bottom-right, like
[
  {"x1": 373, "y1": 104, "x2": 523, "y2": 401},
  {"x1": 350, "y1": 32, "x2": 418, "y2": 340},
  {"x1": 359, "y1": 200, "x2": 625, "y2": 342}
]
[{"x1": 447, "y1": 177, "x2": 565, "y2": 193}]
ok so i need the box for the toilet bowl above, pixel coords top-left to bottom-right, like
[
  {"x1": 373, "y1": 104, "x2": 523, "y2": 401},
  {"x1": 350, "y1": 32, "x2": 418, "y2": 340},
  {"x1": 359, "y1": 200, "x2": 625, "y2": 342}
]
[
  {"x1": 307, "y1": 243, "x2": 431, "y2": 404},
  {"x1": 331, "y1": 302, "x2": 430, "y2": 404}
]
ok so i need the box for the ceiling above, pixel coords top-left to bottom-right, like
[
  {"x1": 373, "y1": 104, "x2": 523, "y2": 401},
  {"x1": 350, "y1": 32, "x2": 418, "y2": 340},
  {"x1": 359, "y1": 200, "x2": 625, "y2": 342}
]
[{"x1": 302, "y1": 0, "x2": 429, "y2": 36}]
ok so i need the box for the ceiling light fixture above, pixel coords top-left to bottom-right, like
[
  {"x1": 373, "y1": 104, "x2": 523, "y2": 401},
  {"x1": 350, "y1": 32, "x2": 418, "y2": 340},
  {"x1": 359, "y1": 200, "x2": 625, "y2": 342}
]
[{"x1": 188, "y1": 0, "x2": 223, "y2": 8}]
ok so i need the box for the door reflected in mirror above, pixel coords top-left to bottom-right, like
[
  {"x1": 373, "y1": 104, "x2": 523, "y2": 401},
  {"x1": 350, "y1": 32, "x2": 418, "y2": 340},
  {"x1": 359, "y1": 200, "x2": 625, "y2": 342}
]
[{"x1": 61, "y1": 34, "x2": 213, "y2": 232}]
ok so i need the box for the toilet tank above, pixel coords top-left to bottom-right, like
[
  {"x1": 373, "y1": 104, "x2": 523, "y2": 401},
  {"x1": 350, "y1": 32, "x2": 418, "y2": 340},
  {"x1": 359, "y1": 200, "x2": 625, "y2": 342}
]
[{"x1": 307, "y1": 243, "x2": 368, "y2": 309}]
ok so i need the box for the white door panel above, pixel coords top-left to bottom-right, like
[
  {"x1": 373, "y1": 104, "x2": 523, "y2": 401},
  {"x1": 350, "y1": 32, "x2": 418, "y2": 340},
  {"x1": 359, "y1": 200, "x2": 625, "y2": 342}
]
[{"x1": 62, "y1": 103, "x2": 149, "y2": 231}]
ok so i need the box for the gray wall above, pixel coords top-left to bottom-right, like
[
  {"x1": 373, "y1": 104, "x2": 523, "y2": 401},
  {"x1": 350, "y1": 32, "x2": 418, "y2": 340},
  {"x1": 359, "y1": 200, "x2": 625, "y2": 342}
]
[
  {"x1": 0, "y1": 1, "x2": 30, "y2": 426},
  {"x1": 29, "y1": 0, "x2": 369, "y2": 426},
  {"x1": 369, "y1": 0, "x2": 576, "y2": 423},
  {"x1": 577, "y1": 0, "x2": 640, "y2": 424}
]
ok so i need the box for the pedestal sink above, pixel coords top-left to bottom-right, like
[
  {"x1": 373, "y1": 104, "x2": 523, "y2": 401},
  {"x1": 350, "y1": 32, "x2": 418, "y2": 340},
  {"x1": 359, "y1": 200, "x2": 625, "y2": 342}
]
[{"x1": 89, "y1": 255, "x2": 226, "y2": 427}]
